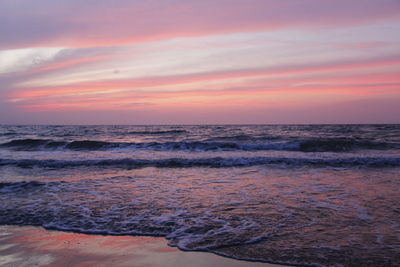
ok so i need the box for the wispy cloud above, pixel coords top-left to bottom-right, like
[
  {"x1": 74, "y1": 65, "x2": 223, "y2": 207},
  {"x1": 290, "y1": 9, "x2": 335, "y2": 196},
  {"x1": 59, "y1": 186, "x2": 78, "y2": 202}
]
[
  {"x1": 1, "y1": 0, "x2": 399, "y2": 123},
  {"x1": 1, "y1": 0, "x2": 400, "y2": 49}
]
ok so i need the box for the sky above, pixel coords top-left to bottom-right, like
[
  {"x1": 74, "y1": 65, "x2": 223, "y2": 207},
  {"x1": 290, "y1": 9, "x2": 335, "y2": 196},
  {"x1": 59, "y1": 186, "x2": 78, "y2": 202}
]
[{"x1": 1, "y1": 0, "x2": 400, "y2": 124}]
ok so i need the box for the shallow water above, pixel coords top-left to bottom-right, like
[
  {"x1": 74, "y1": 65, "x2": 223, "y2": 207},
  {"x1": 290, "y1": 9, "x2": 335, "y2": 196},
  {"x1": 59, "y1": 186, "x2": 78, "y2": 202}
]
[{"x1": 0, "y1": 125, "x2": 399, "y2": 266}]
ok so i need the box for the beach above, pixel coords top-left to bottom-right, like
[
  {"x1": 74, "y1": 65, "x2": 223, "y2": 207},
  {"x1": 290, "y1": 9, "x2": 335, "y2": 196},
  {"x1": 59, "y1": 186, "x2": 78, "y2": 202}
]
[{"x1": 0, "y1": 225, "x2": 282, "y2": 267}]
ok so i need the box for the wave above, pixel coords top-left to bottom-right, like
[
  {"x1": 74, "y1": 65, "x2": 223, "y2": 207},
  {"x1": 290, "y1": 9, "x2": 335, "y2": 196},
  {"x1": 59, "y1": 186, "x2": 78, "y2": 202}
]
[
  {"x1": 0, "y1": 178, "x2": 270, "y2": 254},
  {"x1": 0, "y1": 139, "x2": 117, "y2": 150},
  {"x1": 297, "y1": 139, "x2": 391, "y2": 152},
  {"x1": 127, "y1": 130, "x2": 187, "y2": 135},
  {"x1": 0, "y1": 181, "x2": 47, "y2": 190},
  {"x1": 1, "y1": 138, "x2": 396, "y2": 152},
  {"x1": 0, "y1": 132, "x2": 18, "y2": 136},
  {"x1": 1, "y1": 156, "x2": 399, "y2": 169},
  {"x1": 0, "y1": 174, "x2": 398, "y2": 266},
  {"x1": 205, "y1": 134, "x2": 282, "y2": 142}
]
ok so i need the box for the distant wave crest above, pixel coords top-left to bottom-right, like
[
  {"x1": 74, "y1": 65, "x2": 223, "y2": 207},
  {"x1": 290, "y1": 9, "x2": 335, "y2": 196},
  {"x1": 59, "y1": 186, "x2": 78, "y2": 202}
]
[{"x1": 1, "y1": 138, "x2": 396, "y2": 152}]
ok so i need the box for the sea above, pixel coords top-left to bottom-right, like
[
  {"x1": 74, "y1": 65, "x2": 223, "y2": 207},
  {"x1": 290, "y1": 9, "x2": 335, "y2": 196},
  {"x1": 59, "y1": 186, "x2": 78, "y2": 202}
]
[{"x1": 0, "y1": 124, "x2": 399, "y2": 266}]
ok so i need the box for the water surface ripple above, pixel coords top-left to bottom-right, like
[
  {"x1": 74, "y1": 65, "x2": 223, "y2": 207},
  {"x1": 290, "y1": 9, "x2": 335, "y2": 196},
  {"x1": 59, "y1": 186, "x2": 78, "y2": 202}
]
[{"x1": 0, "y1": 125, "x2": 399, "y2": 266}]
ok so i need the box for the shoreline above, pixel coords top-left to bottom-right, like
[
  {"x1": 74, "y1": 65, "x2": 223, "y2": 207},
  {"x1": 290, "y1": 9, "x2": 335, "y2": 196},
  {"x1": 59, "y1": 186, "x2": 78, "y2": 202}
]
[{"x1": 0, "y1": 225, "x2": 285, "y2": 267}]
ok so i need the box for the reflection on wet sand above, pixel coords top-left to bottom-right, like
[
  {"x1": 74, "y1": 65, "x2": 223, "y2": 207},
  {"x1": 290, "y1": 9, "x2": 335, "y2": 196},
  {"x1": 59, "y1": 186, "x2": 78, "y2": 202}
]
[{"x1": 0, "y1": 225, "x2": 283, "y2": 267}]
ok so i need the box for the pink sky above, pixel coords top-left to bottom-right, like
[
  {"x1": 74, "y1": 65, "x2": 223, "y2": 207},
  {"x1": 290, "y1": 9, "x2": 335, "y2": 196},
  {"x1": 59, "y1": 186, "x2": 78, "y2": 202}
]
[{"x1": 1, "y1": 0, "x2": 399, "y2": 124}]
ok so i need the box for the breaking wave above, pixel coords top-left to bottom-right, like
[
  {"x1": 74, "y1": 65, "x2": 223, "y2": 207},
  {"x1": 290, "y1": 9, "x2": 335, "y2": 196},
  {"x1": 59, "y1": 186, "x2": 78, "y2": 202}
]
[
  {"x1": 0, "y1": 178, "x2": 269, "y2": 253},
  {"x1": 0, "y1": 138, "x2": 395, "y2": 152},
  {"x1": 1, "y1": 173, "x2": 399, "y2": 266}
]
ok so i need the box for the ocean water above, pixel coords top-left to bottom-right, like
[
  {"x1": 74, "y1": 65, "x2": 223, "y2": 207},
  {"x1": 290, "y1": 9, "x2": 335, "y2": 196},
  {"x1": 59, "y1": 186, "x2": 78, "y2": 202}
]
[{"x1": 0, "y1": 125, "x2": 399, "y2": 266}]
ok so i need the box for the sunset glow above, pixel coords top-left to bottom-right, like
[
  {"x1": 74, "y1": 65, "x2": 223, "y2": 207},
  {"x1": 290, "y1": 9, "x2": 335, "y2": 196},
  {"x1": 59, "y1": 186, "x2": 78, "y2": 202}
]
[{"x1": 1, "y1": 0, "x2": 399, "y2": 124}]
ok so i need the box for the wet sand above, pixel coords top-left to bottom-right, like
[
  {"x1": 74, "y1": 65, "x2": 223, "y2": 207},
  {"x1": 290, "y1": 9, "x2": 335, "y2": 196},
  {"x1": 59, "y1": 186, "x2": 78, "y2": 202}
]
[{"x1": 0, "y1": 225, "x2": 284, "y2": 267}]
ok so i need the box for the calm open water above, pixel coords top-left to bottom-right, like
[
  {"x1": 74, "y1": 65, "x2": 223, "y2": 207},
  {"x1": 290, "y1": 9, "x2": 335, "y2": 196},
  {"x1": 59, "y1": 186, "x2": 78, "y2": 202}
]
[{"x1": 0, "y1": 125, "x2": 399, "y2": 266}]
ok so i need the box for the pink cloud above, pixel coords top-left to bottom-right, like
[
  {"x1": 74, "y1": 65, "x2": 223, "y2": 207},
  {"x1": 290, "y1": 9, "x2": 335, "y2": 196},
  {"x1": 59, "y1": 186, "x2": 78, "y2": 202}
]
[
  {"x1": 1, "y1": 0, "x2": 400, "y2": 124},
  {"x1": 10, "y1": 53, "x2": 400, "y2": 100},
  {"x1": 1, "y1": 0, "x2": 400, "y2": 49},
  {"x1": 26, "y1": 55, "x2": 109, "y2": 75}
]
